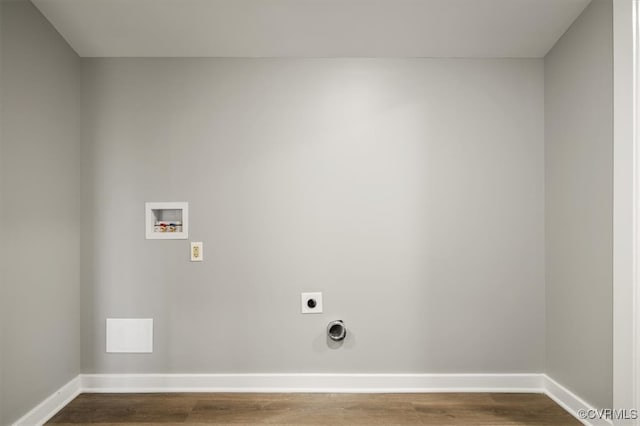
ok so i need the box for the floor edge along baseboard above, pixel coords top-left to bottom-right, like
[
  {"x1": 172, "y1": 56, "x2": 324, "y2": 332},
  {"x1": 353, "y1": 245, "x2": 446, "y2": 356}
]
[{"x1": 12, "y1": 373, "x2": 607, "y2": 426}]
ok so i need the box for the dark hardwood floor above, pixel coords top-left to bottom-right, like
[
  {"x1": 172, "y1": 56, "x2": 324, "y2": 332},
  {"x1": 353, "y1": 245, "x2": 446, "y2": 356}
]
[{"x1": 47, "y1": 392, "x2": 581, "y2": 425}]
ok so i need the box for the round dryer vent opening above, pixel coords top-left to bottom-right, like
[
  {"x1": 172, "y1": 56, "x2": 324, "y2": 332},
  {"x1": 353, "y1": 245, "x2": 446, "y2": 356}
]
[{"x1": 327, "y1": 320, "x2": 346, "y2": 342}]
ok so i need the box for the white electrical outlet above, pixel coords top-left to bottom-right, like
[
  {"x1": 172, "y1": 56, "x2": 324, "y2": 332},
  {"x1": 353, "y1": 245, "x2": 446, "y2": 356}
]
[
  {"x1": 190, "y1": 242, "x2": 203, "y2": 261},
  {"x1": 301, "y1": 292, "x2": 323, "y2": 314}
]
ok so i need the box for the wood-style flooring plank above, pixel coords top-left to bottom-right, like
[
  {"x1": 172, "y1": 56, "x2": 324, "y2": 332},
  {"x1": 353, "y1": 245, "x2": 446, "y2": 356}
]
[{"x1": 46, "y1": 392, "x2": 582, "y2": 425}]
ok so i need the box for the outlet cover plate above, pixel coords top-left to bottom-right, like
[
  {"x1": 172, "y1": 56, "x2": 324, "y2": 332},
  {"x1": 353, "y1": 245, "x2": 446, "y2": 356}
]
[
  {"x1": 190, "y1": 241, "x2": 203, "y2": 261},
  {"x1": 301, "y1": 292, "x2": 323, "y2": 314}
]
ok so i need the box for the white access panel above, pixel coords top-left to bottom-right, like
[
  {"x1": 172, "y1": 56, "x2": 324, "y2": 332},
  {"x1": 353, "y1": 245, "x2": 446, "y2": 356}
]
[{"x1": 106, "y1": 318, "x2": 153, "y2": 353}]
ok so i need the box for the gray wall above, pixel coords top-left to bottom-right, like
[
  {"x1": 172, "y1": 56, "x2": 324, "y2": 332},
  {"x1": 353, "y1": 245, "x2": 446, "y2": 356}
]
[
  {"x1": 544, "y1": 0, "x2": 613, "y2": 410},
  {"x1": 0, "y1": 1, "x2": 81, "y2": 424},
  {"x1": 0, "y1": 2, "x2": 4, "y2": 422},
  {"x1": 81, "y1": 58, "x2": 545, "y2": 374}
]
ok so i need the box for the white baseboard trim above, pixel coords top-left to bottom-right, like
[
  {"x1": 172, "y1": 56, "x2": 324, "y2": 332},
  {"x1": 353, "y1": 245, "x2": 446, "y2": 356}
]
[
  {"x1": 543, "y1": 375, "x2": 613, "y2": 426},
  {"x1": 15, "y1": 373, "x2": 609, "y2": 426},
  {"x1": 80, "y1": 373, "x2": 544, "y2": 393},
  {"x1": 11, "y1": 376, "x2": 81, "y2": 426}
]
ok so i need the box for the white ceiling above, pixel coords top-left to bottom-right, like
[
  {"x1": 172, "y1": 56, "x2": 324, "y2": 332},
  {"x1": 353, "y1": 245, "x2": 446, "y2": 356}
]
[{"x1": 32, "y1": 0, "x2": 592, "y2": 58}]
